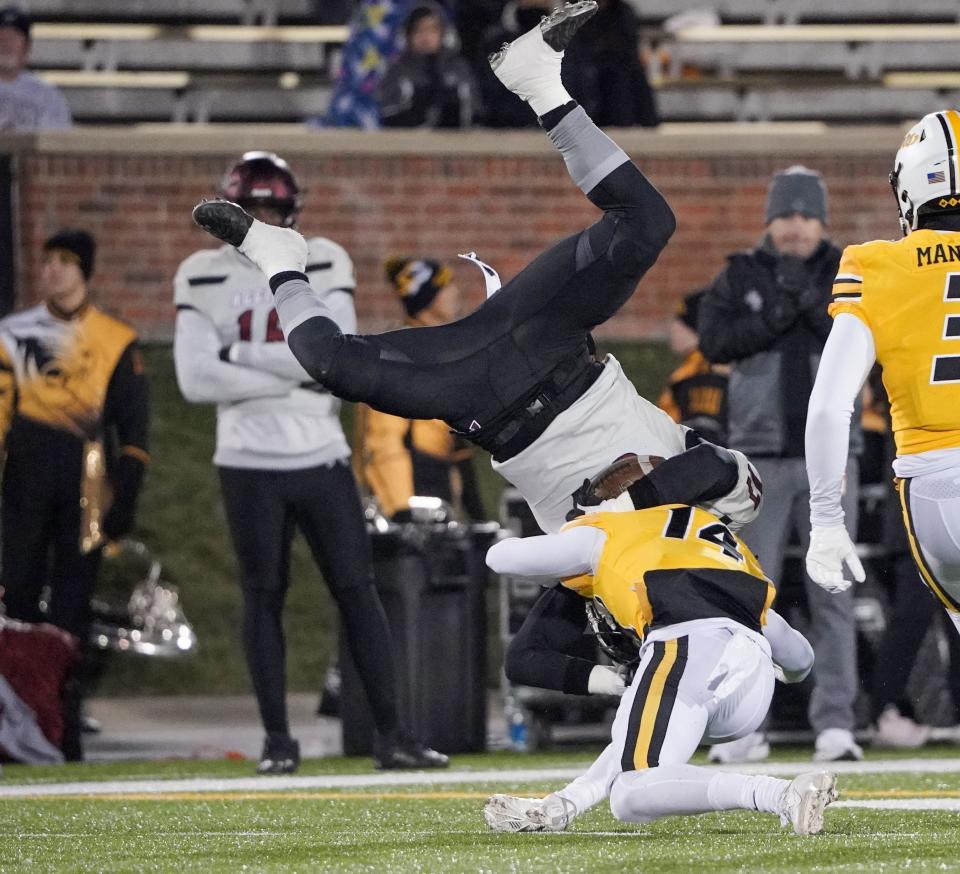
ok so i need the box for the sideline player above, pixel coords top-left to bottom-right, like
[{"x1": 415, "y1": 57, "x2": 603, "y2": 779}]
[
  {"x1": 805, "y1": 110, "x2": 960, "y2": 632},
  {"x1": 191, "y1": 1, "x2": 761, "y2": 539},
  {"x1": 174, "y1": 152, "x2": 447, "y2": 773},
  {"x1": 483, "y1": 503, "x2": 836, "y2": 836}
]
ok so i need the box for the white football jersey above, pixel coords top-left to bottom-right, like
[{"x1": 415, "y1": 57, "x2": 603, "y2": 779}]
[{"x1": 174, "y1": 238, "x2": 355, "y2": 470}]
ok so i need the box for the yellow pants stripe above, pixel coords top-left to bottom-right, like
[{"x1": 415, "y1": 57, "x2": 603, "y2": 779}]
[
  {"x1": 633, "y1": 639, "x2": 678, "y2": 770},
  {"x1": 898, "y1": 478, "x2": 960, "y2": 614}
]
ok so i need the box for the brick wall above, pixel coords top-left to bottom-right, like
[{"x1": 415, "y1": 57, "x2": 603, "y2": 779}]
[{"x1": 11, "y1": 131, "x2": 901, "y2": 340}]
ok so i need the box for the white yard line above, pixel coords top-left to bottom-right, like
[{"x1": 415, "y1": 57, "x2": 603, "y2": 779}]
[{"x1": 5, "y1": 757, "x2": 960, "y2": 799}]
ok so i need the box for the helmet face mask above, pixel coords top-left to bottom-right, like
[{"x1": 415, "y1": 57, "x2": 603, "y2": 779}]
[
  {"x1": 891, "y1": 111, "x2": 960, "y2": 236},
  {"x1": 219, "y1": 150, "x2": 303, "y2": 228}
]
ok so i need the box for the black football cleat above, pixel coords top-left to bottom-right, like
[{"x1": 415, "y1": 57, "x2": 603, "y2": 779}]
[
  {"x1": 192, "y1": 198, "x2": 254, "y2": 248},
  {"x1": 373, "y1": 730, "x2": 449, "y2": 770},
  {"x1": 540, "y1": 1, "x2": 598, "y2": 52},
  {"x1": 256, "y1": 733, "x2": 300, "y2": 774}
]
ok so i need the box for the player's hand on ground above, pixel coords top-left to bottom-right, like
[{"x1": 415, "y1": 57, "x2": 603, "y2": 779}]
[{"x1": 806, "y1": 524, "x2": 865, "y2": 593}]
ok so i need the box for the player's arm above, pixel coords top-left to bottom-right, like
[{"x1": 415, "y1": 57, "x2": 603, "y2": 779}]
[
  {"x1": 629, "y1": 440, "x2": 740, "y2": 509},
  {"x1": 505, "y1": 584, "x2": 622, "y2": 696},
  {"x1": 486, "y1": 526, "x2": 604, "y2": 578},
  {"x1": 804, "y1": 312, "x2": 875, "y2": 590},
  {"x1": 174, "y1": 307, "x2": 297, "y2": 403},
  {"x1": 763, "y1": 608, "x2": 814, "y2": 683}
]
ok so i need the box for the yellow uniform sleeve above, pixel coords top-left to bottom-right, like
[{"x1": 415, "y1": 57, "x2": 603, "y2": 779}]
[
  {"x1": 356, "y1": 404, "x2": 415, "y2": 518},
  {"x1": 828, "y1": 245, "x2": 870, "y2": 329}
]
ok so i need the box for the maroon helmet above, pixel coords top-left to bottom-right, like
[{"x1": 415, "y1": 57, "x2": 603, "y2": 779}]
[{"x1": 218, "y1": 151, "x2": 303, "y2": 227}]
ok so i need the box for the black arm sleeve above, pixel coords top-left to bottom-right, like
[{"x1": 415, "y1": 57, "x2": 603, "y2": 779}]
[
  {"x1": 104, "y1": 340, "x2": 149, "y2": 507},
  {"x1": 627, "y1": 442, "x2": 739, "y2": 510},
  {"x1": 505, "y1": 585, "x2": 597, "y2": 695},
  {"x1": 698, "y1": 268, "x2": 791, "y2": 364}
]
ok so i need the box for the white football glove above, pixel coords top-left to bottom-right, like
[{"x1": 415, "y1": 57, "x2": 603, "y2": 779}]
[
  {"x1": 587, "y1": 664, "x2": 626, "y2": 696},
  {"x1": 805, "y1": 524, "x2": 865, "y2": 593},
  {"x1": 772, "y1": 660, "x2": 812, "y2": 685}
]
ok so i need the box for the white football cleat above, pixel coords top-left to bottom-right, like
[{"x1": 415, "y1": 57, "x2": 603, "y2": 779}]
[
  {"x1": 777, "y1": 771, "x2": 839, "y2": 835},
  {"x1": 488, "y1": 1, "x2": 597, "y2": 116},
  {"x1": 483, "y1": 793, "x2": 577, "y2": 833},
  {"x1": 193, "y1": 199, "x2": 308, "y2": 278}
]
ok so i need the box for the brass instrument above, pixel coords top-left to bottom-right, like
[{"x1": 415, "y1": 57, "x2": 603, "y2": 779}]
[{"x1": 79, "y1": 439, "x2": 112, "y2": 554}]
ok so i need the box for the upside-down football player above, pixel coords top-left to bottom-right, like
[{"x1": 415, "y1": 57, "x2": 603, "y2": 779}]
[
  {"x1": 484, "y1": 492, "x2": 837, "y2": 837},
  {"x1": 190, "y1": 2, "x2": 762, "y2": 550}
]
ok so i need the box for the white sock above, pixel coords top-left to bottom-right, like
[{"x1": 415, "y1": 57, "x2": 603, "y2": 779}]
[
  {"x1": 707, "y1": 772, "x2": 790, "y2": 815},
  {"x1": 529, "y1": 79, "x2": 572, "y2": 118},
  {"x1": 555, "y1": 742, "x2": 619, "y2": 815}
]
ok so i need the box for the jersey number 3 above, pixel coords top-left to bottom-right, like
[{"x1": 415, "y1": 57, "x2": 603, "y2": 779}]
[{"x1": 663, "y1": 505, "x2": 743, "y2": 562}]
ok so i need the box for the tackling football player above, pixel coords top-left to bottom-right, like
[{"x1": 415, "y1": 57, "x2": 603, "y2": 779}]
[
  {"x1": 805, "y1": 110, "x2": 960, "y2": 634},
  {"x1": 483, "y1": 503, "x2": 836, "y2": 836},
  {"x1": 191, "y1": 1, "x2": 762, "y2": 539}
]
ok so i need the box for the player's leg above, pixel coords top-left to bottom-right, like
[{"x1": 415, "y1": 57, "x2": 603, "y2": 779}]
[
  {"x1": 900, "y1": 472, "x2": 960, "y2": 635},
  {"x1": 609, "y1": 630, "x2": 837, "y2": 835},
  {"x1": 290, "y1": 460, "x2": 447, "y2": 769},
  {"x1": 191, "y1": 3, "x2": 674, "y2": 429},
  {"x1": 218, "y1": 466, "x2": 300, "y2": 773}
]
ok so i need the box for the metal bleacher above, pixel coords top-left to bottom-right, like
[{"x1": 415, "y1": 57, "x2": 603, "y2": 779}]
[{"x1": 18, "y1": 0, "x2": 960, "y2": 125}]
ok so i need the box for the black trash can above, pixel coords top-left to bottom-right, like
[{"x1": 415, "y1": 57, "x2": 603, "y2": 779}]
[{"x1": 340, "y1": 521, "x2": 497, "y2": 756}]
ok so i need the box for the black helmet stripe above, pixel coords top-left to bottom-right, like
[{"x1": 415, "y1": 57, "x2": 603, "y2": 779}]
[{"x1": 935, "y1": 112, "x2": 957, "y2": 196}]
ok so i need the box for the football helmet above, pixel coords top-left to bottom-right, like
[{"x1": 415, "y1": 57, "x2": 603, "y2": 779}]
[
  {"x1": 890, "y1": 110, "x2": 960, "y2": 236},
  {"x1": 219, "y1": 151, "x2": 303, "y2": 227}
]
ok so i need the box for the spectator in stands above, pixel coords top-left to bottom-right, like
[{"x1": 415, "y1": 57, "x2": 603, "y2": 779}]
[
  {"x1": 174, "y1": 152, "x2": 447, "y2": 774},
  {"x1": 355, "y1": 257, "x2": 486, "y2": 523},
  {"x1": 0, "y1": 230, "x2": 149, "y2": 761},
  {"x1": 378, "y1": 2, "x2": 481, "y2": 129},
  {"x1": 658, "y1": 288, "x2": 729, "y2": 446},
  {"x1": 578, "y1": 0, "x2": 658, "y2": 128},
  {"x1": 699, "y1": 166, "x2": 864, "y2": 764},
  {"x1": 0, "y1": 6, "x2": 72, "y2": 131}
]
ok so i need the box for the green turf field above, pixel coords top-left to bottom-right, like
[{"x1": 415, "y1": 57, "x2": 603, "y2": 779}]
[{"x1": 5, "y1": 748, "x2": 960, "y2": 872}]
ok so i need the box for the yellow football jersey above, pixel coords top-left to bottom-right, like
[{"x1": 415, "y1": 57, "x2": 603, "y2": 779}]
[
  {"x1": 561, "y1": 505, "x2": 775, "y2": 639},
  {"x1": 830, "y1": 230, "x2": 960, "y2": 455}
]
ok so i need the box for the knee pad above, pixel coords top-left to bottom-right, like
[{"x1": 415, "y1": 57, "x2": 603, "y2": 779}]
[
  {"x1": 607, "y1": 233, "x2": 657, "y2": 279},
  {"x1": 609, "y1": 773, "x2": 656, "y2": 824}
]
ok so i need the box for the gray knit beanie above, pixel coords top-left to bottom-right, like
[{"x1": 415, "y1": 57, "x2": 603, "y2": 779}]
[{"x1": 765, "y1": 165, "x2": 828, "y2": 225}]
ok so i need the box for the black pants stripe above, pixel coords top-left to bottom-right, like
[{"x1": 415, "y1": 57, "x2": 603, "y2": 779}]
[
  {"x1": 219, "y1": 460, "x2": 399, "y2": 739},
  {"x1": 621, "y1": 636, "x2": 688, "y2": 771}
]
